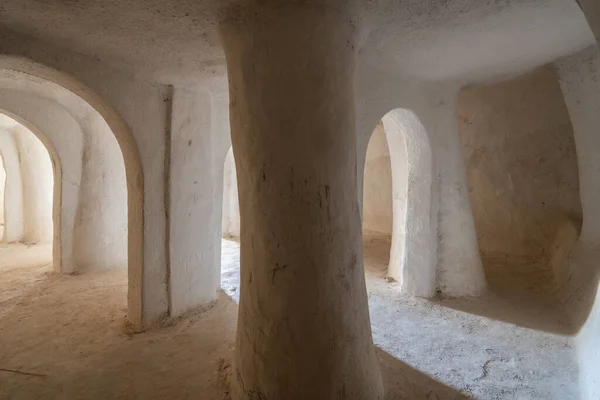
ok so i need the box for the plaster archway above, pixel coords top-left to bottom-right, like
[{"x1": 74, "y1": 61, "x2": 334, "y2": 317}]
[
  {"x1": 0, "y1": 56, "x2": 145, "y2": 330},
  {"x1": 0, "y1": 112, "x2": 63, "y2": 269},
  {"x1": 363, "y1": 109, "x2": 435, "y2": 297},
  {"x1": 358, "y1": 85, "x2": 486, "y2": 298},
  {"x1": 0, "y1": 93, "x2": 83, "y2": 273},
  {"x1": 382, "y1": 109, "x2": 435, "y2": 297}
]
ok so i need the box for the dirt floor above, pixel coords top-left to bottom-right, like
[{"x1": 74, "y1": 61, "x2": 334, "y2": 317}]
[{"x1": 0, "y1": 237, "x2": 579, "y2": 399}]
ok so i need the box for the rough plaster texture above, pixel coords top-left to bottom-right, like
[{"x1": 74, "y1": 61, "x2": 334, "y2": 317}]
[
  {"x1": 221, "y1": 147, "x2": 240, "y2": 239},
  {"x1": 0, "y1": 0, "x2": 594, "y2": 86},
  {"x1": 221, "y1": 5, "x2": 384, "y2": 398},
  {"x1": 459, "y1": 67, "x2": 582, "y2": 268},
  {"x1": 362, "y1": 111, "x2": 438, "y2": 297},
  {"x1": 362, "y1": 123, "x2": 394, "y2": 235},
  {"x1": 74, "y1": 112, "x2": 127, "y2": 271},
  {"x1": 13, "y1": 124, "x2": 54, "y2": 244},
  {"x1": 382, "y1": 109, "x2": 435, "y2": 297},
  {"x1": 168, "y1": 87, "x2": 227, "y2": 317},
  {"x1": 556, "y1": 45, "x2": 600, "y2": 400},
  {"x1": 419, "y1": 89, "x2": 487, "y2": 297},
  {"x1": 0, "y1": 127, "x2": 23, "y2": 243},
  {"x1": 0, "y1": 1, "x2": 597, "y2": 396}
]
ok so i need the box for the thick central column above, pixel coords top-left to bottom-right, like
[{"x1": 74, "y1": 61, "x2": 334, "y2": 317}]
[{"x1": 220, "y1": 4, "x2": 384, "y2": 400}]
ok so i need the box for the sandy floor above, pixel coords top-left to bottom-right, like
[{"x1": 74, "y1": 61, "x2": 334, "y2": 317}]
[{"x1": 0, "y1": 238, "x2": 578, "y2": 399}]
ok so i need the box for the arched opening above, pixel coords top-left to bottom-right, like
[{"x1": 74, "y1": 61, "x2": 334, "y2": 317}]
[
  {"x1": 362, "y1": 121, "x2": 394, "y2": 282},
  {"x1": 362, "y1": 109, "x2": 435, "y2": 297},
  {"x1": 0, "y1": 112, "x2": 61, "y2": 269},
  {"x1": 0, "y1": 114, "x2": 55, "y2": 298},
  {"x1": 0, "y1": 56, "x2": 143, "y2": 330},
  {"x1": 220, "y1": 146, "x2": 241, "y2": 302}
]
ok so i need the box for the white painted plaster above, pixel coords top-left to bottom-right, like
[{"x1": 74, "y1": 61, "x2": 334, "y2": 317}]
[
  {"x1": 222, "y1": 147, "x2": 240, "y2": 239},
  {"x1": 13, "y1": 124, "x2": 53, "y2": 244},
  {"x1": 0, "y1": 90, "x2": 125, "y2": 275},
  {"x1": 556, "y1": 45, "x2": 600, "y2": 400},
  {"x1": 74, "y1": 112, "x2": 127, "y2": 271},
  {"x1": 414, "y1": 88, "x2": 487, "y2": 297},
  {"x1": 168, "y1": 87, "x2": 226, "y2": 316},
  {"x1": 363, "y1": 113, "x2": 437, "y2": 296},
  {"x1": 0, "y1": 127, "x2": 23, "y2": 243},
  {"x1": 357, "y1": 82, "x2": 486, "y2": 297},
  {"x1": 382, "y1": 109, "x2": 435, "y2": 297}
]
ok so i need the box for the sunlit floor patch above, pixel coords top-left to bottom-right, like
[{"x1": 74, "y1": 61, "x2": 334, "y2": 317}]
[{"x1": 220, "y1": 238, "x2": 578, "y2": 400}]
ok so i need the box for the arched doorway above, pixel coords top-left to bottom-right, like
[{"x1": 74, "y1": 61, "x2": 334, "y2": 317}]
[
  {"x1": 0, "y1": 112, "x2": 62, "y2": 270},
  {"x1": 0, "y1": 56, "x2": 143, "y2": 329},
  {"x1": 0, "y1": 115, "x2": 55, "y2": 307},
  {"x1": 220, "y1": 146, "x2": 241, "y2": 302},
  {"x1": 362, "y1": 109, "x2": 435, "y2": 297}
]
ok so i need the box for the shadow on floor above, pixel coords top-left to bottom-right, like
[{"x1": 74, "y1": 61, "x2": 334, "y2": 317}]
[
  {"x1": 437, "y1": 253, "x2": 575, "y2": 335},
  {"x1": 363, "y1": 232, "x2": 575, "y2": 335},
  {"x1": 434, "y1": 290, "x2": 573, "y2": 335},
  {"x1": 378, "y1": 349, "x2": 472, "y2": 400}
]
